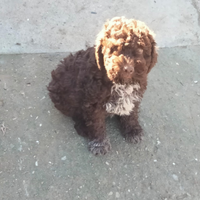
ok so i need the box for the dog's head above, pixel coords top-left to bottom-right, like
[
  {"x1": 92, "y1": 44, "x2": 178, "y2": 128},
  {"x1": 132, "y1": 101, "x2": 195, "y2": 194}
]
[{"x1": 95, "y1": 17, "x2": 158, "y2": 84}]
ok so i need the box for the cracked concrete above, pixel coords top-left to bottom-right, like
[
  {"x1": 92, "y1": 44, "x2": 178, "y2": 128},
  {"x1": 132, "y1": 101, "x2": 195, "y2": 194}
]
[{"x1": 0, "y1": 0, "x2": 200, "y2": 200}]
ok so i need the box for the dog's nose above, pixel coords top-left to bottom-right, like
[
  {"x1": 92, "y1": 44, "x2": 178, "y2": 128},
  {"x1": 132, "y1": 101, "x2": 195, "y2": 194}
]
[{"x1": 124, "y1": 66, "x2": 134, "y2": 74}]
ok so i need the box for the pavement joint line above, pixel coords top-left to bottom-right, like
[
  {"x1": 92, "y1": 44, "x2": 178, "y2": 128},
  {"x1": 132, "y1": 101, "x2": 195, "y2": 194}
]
[{"x1": 0, "y1": 44, "x2": 200, "y2": 56}]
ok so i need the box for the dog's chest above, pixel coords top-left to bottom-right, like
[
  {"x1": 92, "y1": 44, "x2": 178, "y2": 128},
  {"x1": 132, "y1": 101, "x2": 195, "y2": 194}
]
[{"x1": 105, "y1": 84, "x2": 141, "y2": 116}]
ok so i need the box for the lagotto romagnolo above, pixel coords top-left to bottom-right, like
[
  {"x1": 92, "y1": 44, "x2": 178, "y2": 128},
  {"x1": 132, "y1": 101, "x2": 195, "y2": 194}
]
[{"x1": 48, "y1": 17, "x2": 158, "y2": 155}]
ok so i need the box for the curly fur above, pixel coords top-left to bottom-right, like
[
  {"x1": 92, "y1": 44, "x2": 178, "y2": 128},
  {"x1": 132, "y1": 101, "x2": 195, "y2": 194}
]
[
  {"x1": 48, "y1": 17, "x2": 158, "y2": 155},
  {"x1": 105, "y1": 83, "x2": 141, "y2": 116}
]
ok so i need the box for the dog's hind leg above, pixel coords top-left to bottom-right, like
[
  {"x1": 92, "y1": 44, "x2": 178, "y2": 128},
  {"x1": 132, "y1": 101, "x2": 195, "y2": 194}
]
[{"x1": 72, "y1": 116, "x2": 89, "y2": 137}]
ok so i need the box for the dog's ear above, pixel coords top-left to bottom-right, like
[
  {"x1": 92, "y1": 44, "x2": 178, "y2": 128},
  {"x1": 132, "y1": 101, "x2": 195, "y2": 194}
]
[
  {"x1": 147, "y1": 35, "x2": 158, "y2": 73},
  {"x1": 95, "y1": 38, "x2": 105, "y2": 71}
]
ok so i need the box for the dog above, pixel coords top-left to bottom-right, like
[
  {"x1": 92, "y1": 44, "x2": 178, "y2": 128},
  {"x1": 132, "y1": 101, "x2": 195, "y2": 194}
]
[{"x1": 48, "y1": 17, "x2": 158, "y2": 155}]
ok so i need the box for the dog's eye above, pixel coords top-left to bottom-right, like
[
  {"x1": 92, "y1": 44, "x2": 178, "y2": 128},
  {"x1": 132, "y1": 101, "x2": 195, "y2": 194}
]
[
  {"x1": 135, "y1": 48, "x2": 143, "y2": 56},
  {"x1": 136, "y1": 60, "x2": 141, "y2": 64}
]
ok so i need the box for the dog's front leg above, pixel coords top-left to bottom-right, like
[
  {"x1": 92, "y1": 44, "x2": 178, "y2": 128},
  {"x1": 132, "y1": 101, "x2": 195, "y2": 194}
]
[
  {"x1": 84, "y1": 110, "x2": 111, "y2": 155},
  {"x1": 119, "y1": 103, "x2": 143, "y2": 143}
]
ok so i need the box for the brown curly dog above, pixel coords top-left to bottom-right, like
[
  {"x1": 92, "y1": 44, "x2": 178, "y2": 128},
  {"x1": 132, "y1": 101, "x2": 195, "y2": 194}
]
[{"x1": 48, "y1": 17, "x2": 158, "y2": 155}]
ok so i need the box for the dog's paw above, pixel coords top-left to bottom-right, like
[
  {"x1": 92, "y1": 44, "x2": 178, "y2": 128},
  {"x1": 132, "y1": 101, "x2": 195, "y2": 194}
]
[
  {"x1": 124, "y1": 126, "x2": 143, "y2": 144},
  {"x1": 88, "y1": 138, "x2": 111, "y2": 155}
]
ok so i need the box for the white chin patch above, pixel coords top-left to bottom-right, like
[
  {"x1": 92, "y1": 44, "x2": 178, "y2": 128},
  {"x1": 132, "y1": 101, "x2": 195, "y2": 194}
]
[{"x1": 105, "y1": 83, "x2": 141, "y2": 116}]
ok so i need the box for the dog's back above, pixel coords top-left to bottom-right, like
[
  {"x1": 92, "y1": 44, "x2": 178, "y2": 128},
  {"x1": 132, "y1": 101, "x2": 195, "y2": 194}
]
[{"x1": 48, "y1": 47, "x2": 104, "y2": 117}]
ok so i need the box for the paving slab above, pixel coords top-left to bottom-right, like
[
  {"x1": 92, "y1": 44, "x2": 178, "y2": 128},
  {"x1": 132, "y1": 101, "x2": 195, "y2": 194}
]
[
  {"x1": 0, "y1": 46, "x2": 200, "y2": 200},
  {"x1": 1, "y1": 0, "x2": 200, "y2": 54}
]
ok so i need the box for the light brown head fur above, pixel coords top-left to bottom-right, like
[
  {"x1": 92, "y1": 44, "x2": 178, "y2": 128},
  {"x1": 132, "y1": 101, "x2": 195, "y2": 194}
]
[{"x1": 95, "y1": 17, "x2": 157, "y2": 84}]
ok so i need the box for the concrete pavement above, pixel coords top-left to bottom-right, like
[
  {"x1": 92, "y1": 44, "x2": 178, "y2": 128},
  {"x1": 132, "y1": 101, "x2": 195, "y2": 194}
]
[
  {"x1": 0, "y1": 0, "x2": 200, "y2": 200},
  {"x1": 1, "y1": 0, "x2": 200, "y2": 54}
]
